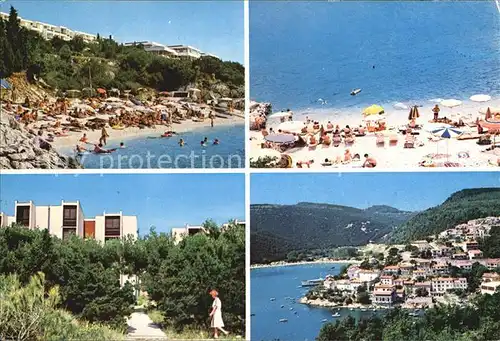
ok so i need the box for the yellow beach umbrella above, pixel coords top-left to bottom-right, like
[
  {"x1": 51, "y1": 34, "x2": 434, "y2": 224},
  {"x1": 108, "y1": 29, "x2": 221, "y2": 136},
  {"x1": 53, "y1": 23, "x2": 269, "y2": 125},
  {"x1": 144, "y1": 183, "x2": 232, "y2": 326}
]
[{"x1": 363, "y1": 104, "x2": 385, "y2": 116}]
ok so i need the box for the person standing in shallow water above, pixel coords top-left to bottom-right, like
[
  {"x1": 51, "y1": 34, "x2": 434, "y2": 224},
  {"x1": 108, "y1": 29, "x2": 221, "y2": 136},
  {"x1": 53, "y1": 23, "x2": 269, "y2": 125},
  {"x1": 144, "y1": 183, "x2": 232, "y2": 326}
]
[
  {"x1": 100, "y1": 126, "x2": 109, "y2": 145},
  {"x1": 209, "y1": 290, "x2": 229, "y2": 338}
]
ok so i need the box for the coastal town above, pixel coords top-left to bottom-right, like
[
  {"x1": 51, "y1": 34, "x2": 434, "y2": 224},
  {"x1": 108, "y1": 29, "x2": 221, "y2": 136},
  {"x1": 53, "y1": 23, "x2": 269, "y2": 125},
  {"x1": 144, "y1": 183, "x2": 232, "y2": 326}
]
[{"x1": 301, "y1": 217, "x2": 500, "y2": 311}]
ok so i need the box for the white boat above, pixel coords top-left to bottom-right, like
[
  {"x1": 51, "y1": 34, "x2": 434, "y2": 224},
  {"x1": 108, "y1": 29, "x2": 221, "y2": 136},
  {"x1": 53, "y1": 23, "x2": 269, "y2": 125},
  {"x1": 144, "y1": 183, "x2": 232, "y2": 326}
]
[
  {"x1": 322, "y1": 319, "x2": 328, "y2": 322},
  {"x1": 361, "y1": 308, "x2": 367, "y2": 312},
  {"x1": 350, "y1": 88, "x2": 362, "y2": 96},
  {"x1": 270, "y1": 298, "x2": 276, "y2": 301},
  {"x1": 332, "y1": 313, "x2": 341, "y2": 317},
  {"x1": 279, "y1": 318, "x2": 288, "y2": 323},
  {"x1": 301, "y1": 278, "x2": 324, "y2": 287}
]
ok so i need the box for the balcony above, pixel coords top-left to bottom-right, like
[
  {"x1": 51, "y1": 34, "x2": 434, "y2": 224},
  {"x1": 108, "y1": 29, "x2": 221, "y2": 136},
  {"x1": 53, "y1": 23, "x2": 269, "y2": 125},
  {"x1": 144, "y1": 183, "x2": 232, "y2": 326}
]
[
  {"x1": 105, "y1": 216, "x2": 121, "y2": 238},
  {"x1": 63, "y1": 205, "x2": 77, "y2": 227},
  {"x1": 16, "y1": 206, "x2": 30, "y2": 227}
]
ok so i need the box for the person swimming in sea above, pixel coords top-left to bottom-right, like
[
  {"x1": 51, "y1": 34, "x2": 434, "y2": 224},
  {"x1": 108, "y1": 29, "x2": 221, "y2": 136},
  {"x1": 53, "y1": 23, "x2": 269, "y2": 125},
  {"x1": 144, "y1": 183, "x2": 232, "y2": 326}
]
[
  {"x1": 76, "y1": 144, "x2": 87, "y2": 153},
  {"x1": 213, "y1": 138, "x2": 220, "y2": 145},
  {"x1": 120, "y1": 142, "x2": 125, "y2": 148},
  {"x1": 201, "y1": 140, "x2": 207, "y2": 147},
  {"x1": 178, "y1": 138, "x2": 185, "y2": 147},
  {"x1": 93, "y1": 143, "x2": 116, "y2": 154}
]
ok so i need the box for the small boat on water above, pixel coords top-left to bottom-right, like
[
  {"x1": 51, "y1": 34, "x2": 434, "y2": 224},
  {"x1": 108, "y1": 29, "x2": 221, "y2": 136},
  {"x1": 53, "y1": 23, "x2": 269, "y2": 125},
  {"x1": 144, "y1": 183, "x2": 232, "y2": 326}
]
[
  {"x1": 321, "y1": 319, "x2": 328, "y2": 322},
  {"x1": 250, "y1": 313, "x2": 255, "y2": 317},
  {"x1": 270, "y1": 298, "x2": 276, "y2": 301},
  {"x1": 280, "y1": 305, "x2": 285, "y2": 308},
  {"x1": 361, "y1": 308, "x2": 367, "y2": 312},
  {"x1": 301, "y1": 278, "x2": 324, "y2": 287},
  {"x1": 372, "y1": 308, "x2": 377, "y2": 312},
  {"x1": 349, "y1": 308, "x2": 354, "y2": 311},
  {"x1": 289, "y1": 307, "x2": 294, "y2": 310},
  {"x1": 350, "y1": 88, "x2": 362, "y2": 96},
  {"x1": 279, "y1": 318, "x2": 288, "y2": 323},
  {"x1": 332, "y1": 313, "x2": 341, "y2": 317}
]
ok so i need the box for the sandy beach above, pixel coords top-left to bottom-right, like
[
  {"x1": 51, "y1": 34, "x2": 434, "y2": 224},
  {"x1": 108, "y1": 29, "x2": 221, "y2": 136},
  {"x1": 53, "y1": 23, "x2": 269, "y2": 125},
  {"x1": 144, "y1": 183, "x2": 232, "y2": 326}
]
[
  {"x1": 49, "y1": 114, "x2": 244, "y2": 152},
  {"x1": 250, "y1": 259, "x2": 359, "y2": 270},
  {"x1": 250, "y1": 99, "x2": 500, "y2": 169}
]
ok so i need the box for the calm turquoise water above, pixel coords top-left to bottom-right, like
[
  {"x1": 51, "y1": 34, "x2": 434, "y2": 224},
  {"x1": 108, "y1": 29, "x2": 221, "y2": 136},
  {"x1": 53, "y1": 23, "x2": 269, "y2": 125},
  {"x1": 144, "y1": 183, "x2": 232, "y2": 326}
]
[
  {"x1": 250, "y1": 1, "x2": 500, "y2": 113},
  {"x1": 60, "y1": 124, "x2": 244, "y2": 169},
  {"x1": 251, "y1": 264, "x2": 378, "y2": 341}
]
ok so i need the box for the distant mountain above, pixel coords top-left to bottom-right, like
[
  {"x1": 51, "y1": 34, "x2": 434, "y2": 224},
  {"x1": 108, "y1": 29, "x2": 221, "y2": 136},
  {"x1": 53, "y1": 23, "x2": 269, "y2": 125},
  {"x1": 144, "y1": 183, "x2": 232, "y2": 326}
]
[
  {"x1": 250, "y1": 202, "x2": 414, "y2": 263},
  {"x1": 388, "y1": 188, "x2": 500, "y2": 243}
]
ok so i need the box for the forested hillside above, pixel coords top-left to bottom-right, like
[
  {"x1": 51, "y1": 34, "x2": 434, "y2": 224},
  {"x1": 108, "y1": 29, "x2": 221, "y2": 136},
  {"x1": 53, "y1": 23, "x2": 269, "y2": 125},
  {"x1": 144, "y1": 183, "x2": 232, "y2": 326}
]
[
  {"x1": 389, "y1": 188, "x2": 500, "y2": 243},
  {"x1": 250, "y1": 203, "x2": 414, "y2": 263},
  {"x1": 0, "y1": 6, "x2": 244, "y2": 97}
]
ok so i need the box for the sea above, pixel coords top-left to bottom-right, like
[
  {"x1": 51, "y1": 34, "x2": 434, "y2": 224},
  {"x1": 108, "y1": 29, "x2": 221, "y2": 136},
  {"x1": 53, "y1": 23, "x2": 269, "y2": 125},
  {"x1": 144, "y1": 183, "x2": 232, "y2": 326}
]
[
  {"x1": 250, "y1": 1, "x2": 500, "y2": 117},
  {"x1": 59, "y1": 124, "x2": 245, "y2": 169},
  {"x1": 251, "y1": 264, "x2": 381, "y2": 341}
]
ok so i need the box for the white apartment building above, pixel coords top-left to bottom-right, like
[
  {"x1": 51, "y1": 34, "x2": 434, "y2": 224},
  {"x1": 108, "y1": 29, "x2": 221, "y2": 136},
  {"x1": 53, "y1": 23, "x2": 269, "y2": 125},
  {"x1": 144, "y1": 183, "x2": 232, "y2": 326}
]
[
  {"x1": 1, "y1": 200, "x2": 137, "y2": 242},
  {"x1": 125, "y1": 41, "x2": 219, "y2": 60},
  {"x1": 431, "y1": 277, "x2": 467, "y2": 296},
  {"x1": 167, "y1": 45, "x2": 204, "y2": 59},
  {"x1": 171, "y1": 220, "x2": 245, "y2": 244},
  {"x1": 124, "y1": 41, "x2": 178, "y2": 57},
  {"x1": 480, "y1": 281, "x2": 500, "y2": 295},
  {"x1": 0, "y1": 12, "x2": 97, "y2": 43}
]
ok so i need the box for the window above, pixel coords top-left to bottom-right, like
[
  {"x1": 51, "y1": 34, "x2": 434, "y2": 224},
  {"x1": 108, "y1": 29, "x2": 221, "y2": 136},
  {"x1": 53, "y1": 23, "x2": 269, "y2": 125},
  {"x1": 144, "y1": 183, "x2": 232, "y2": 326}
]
[
  {"x1": 63, "y1": 205, "x2": 77, "y2": 226},
  {"x1": 105, "y1": 216, "x2": 120, "y2": 237},
  {"x1": 62, "y1": 228, "x2": 76, "y2": 240},
  {"x1": 16, "y1": 206, "x2": 30, "y2": 226}
]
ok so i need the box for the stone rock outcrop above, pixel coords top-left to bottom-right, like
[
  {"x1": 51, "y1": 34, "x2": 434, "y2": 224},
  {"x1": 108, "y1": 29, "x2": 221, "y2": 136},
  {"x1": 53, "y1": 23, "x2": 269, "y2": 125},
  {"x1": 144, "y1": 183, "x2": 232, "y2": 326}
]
[
  {"x1": 0, "y1": 112, "x2": 81, "y2": 169},
  {"x1": 250, "y1": 101, "x2": 272, "y2": 117}
]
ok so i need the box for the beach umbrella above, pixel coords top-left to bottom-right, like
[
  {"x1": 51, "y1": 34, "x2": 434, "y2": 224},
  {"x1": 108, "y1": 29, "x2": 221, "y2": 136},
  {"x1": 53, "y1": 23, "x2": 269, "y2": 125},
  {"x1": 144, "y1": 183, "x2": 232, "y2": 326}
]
[
  {"x1": 408, "y1": 106, "x2": 420, "y2": 121},
  {"x1": 277, "y1": 120, "x2": 305, "y2": 133},
  {"x1": 432, "y1": 127, "x2": 463, "y2": 161},
  {"x1": 393, "y1": 102, "x2": 408, "y2": 110},
  {"x1": 265, "y1": 133, "x2": 296, "y2": 144},
  {"x1": 363, "y1": 104, "x2": 385, "y2": 116},
  {"x1": 440, "y1": 99, "x2": 462, "y2": 108},
  {"x1": 470, "y1": 94, "x2": 491, "y2": 103},
  {"x1": 432, "y1": 127, "x2": 463, "y2": 139}
]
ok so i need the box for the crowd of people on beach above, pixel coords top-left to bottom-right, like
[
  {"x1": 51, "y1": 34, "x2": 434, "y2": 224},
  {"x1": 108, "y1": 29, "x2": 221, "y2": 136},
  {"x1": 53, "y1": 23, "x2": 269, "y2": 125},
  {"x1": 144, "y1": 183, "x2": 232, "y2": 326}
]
[
  {"x1": 251, "y1": 103, "x2": 500, "y2": 168},
  {"x1": 2, "y1": 92, "x2": 229, "y2": 158}
]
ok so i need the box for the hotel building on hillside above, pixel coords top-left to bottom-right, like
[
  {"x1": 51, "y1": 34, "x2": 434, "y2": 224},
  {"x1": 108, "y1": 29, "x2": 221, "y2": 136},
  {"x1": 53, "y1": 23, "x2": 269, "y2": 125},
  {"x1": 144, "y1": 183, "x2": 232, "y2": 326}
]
[
  {"x1": 124, "y1": 41, "x2": 219, "y2": 60},
  {"x1": 171, "y1": 219, "x2": 245, "y2": 244},
  {"x1": 0, "y1": 12, "x2": 98, "y2": 43},
  {"x1": 0, "y1": 200, "x2": 137, "y2": 242},
  {"x1": 123, "y1": 41, "x2": 179, "y2": 58}
]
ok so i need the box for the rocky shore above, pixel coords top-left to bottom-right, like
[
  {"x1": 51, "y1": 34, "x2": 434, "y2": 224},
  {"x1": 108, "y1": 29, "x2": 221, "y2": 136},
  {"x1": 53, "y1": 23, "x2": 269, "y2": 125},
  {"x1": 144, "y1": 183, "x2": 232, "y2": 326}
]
[{"x1": 0, "y1": 112, "x2": 80, "y2": 169}]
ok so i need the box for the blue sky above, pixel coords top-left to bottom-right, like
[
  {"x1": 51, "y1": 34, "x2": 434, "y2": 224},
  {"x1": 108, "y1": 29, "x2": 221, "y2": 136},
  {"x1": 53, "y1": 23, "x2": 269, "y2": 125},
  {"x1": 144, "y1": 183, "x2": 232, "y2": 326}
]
[
  {"x1": 2, "y1": 1, "x2": 243, "y2": 62},
  {"x1": 0, "y1": 174, "x2": 245, "y2": 234},
  {"x1": 251, "y1": 172, "x2": 500, "y2": 212}
]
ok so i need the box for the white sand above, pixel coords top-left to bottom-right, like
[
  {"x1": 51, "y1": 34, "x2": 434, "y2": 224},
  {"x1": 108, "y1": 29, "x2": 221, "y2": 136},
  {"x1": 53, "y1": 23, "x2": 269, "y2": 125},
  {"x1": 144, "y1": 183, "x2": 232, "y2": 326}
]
[
  {"x1": 30, "y1": 114, "x2": 243, "y2": 151},
  {"x1": 250, "y1": 99, "x2": 500, "y2": 169}
]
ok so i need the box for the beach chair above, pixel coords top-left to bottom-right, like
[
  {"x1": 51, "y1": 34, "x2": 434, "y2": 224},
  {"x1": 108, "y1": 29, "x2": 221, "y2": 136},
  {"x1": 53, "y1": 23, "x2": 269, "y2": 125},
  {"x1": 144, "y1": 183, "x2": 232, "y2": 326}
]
[
  {"x1": 376, "y1": 135, "x2": 385, "y2": 147},
  {"x1": 389, "y1": 135, "x2": 399, "y2": 146},
  {"x1": 404, "y1": 141, "x2": 415, "y2": 149}
]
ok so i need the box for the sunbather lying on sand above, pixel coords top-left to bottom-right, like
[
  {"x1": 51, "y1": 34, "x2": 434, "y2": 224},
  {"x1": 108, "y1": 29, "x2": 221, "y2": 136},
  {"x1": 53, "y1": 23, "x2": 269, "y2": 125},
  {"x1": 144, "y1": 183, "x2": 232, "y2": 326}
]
[{"x1": 296, "y1": 160, "x2": 314, "y2": 168}]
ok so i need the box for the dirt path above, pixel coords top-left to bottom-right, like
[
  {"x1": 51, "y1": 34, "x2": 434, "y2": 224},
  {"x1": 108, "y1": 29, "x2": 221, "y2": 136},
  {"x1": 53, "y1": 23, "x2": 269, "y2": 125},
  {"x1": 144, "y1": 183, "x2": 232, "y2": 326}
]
[{"x1": 127, "y1": 311, "x2": 167, "y2": 340}]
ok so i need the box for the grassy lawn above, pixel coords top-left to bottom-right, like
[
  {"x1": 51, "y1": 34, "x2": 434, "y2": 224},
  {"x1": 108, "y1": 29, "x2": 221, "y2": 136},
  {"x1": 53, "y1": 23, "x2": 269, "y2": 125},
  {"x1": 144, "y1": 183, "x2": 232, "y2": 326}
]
[{"x1": 147, "y1": 309, "x2": 243, "y2": 340}]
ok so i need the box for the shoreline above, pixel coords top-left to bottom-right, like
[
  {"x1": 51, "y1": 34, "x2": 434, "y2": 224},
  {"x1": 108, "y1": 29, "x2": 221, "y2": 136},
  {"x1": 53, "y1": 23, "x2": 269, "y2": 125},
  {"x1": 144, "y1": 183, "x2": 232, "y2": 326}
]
[
  {"x1": 52, "y1": 116, "x2": 244, "y2": 153},
  {"x1": 250, "y1": 259, "x2": 360, "y2": 270},
  {"x1": 250, "y1": 98, "x2": 500, "y2": 168},
  {"x1": 299, "y1": 297, "x2": 395, "y2": 310}
]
